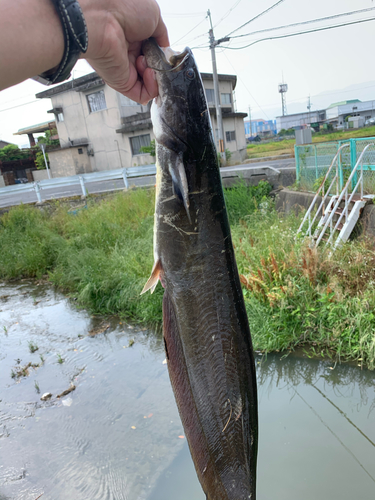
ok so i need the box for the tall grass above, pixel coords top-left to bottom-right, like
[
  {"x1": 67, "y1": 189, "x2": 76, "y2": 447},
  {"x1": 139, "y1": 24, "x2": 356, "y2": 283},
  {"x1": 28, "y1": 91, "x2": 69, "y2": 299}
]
[
  {"x1": 231, "y1": 208, "x2": 375, "y2": 369},
  {"x1": 1, "y1": 184, "x2": 375, "y2": 368}
]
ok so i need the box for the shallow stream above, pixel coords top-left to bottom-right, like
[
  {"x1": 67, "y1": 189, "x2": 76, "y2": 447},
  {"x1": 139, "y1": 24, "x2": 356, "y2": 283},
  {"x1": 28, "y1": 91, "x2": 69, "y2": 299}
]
[{"x1": 0, "y1": 282, "x2": 374, "y2": 500}]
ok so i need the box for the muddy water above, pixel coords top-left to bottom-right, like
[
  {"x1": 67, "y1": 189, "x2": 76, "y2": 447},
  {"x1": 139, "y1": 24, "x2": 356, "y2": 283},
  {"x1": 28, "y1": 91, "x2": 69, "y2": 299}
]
[{"x1": 0, "y1": 283, "x2": 375, "y2": 500}]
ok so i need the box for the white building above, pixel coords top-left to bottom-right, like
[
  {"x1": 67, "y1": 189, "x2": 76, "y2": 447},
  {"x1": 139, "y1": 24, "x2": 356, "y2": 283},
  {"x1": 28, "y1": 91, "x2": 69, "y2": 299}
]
[{"x1": 35, "y1": 71, "x2": 247, "y2": 177}]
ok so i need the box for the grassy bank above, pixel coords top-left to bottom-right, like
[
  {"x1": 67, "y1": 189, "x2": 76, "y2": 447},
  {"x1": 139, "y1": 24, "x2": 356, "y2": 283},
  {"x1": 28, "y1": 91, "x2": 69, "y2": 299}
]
[
  {"x1": 1, "y1": 183, "x2": 375, "y2": 368},
  {"x1": 247, "y1": 125, "x2": 375, "y2": 159}
]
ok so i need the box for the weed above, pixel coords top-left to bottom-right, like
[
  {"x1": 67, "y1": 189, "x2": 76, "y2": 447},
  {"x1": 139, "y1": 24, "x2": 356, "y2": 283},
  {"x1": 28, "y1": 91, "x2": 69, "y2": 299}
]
[
  {"x1": 28, "y1": 341, "x2": 39, "y2": 353},
  {"x1": 2, "y1": 184, "x2": 375, "y2": 368},
  {"x1": 11, "y1": 362, "x2": 40, "y2": 379},
  {"x1": 39, "y1": 354, "x2": 44, "y2": 364},
  {"x1": 57, "y1": 354, "x2": 64, "y2": 364},
  {"x1": 3, "y1": 326, "x2": 7, "y2": 334},
  {"x1": 34, "y1": 381, "x2": 40, "y2": 393}
]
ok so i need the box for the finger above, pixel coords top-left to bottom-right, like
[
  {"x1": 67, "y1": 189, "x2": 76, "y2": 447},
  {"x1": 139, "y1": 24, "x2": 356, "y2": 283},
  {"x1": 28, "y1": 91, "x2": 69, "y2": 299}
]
[
  {"x1": 136, "y1": 55, "x2": 148, "y2": 78},
  {"x1": 153, "y1": 17, "x2": 169, "y2": 48},
  {"x1": 141, "y1": 67, "x2": 158, "y2": 100}
]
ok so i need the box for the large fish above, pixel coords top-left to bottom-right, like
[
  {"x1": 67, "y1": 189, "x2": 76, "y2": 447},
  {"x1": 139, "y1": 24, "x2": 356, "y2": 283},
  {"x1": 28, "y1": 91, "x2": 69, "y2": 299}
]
[{"x1": 142, "y1": 38, "x2": 258, "y2": 500}]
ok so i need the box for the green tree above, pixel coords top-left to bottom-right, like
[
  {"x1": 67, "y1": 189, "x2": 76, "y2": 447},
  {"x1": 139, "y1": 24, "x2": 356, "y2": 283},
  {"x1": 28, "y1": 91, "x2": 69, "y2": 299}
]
[
  {"x1": 0, "y1": 144, "x2": 30, "y2": 161},
  {"x1": 140, "y1": 139, "x2": 156, "y2": 157},
  {"x1": 36, "y1": 128, "x2": 60, "y2": 148}
]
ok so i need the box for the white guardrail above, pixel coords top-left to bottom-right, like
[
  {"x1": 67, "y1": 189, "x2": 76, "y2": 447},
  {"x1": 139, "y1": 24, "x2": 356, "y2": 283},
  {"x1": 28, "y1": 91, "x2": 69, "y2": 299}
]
[{"x1": 0, "y1": 165, "x2": 157, "y2": 204}]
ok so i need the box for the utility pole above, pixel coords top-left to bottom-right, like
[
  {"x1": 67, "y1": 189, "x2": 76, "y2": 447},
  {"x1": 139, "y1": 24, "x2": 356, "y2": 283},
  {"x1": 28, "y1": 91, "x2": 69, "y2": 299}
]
[
  {"x1": 207, "y1": 9, "x2": 229, "y2": 165},
  {"x1": 248, "y1": 105, "x2": 252, "y2": 138},
  {"x1": 307, "y1": 95, "x2": 312, "y2": 125}
]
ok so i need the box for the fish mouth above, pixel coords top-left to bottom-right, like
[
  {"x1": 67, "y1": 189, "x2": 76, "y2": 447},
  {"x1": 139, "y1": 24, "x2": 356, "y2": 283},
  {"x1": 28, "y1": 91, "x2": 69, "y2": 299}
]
[{"x1": 142, "y1": 38, "x2": 190, "y2": 73}]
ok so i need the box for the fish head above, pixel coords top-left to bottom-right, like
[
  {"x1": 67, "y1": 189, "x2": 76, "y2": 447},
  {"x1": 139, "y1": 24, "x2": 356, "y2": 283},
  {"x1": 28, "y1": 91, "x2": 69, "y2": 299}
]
[{"x1": 142, "y1": 38, "x2": 213, "y2": 160}]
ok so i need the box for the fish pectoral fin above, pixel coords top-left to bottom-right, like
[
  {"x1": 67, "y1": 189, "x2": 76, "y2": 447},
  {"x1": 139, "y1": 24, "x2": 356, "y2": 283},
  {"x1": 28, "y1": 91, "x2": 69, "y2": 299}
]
[
  {"x1": 169, "y1": 153, "x2": 191, "y2": 223},
  {"x1": 141, "y1": 259, "x2": 162, "y2": 295}
]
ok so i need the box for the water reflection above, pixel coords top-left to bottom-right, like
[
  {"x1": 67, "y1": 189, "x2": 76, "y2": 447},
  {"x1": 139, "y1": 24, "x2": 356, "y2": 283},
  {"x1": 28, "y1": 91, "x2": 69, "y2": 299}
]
[{"x1": 0, "y1": 283, "x2": 374, "y2": 500}]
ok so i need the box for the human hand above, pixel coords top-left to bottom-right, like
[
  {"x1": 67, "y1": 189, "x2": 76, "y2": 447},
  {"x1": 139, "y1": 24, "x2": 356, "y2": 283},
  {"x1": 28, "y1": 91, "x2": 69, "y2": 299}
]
[{"x1": 80, "y1": 0, "x2": 169, "y2": 104}]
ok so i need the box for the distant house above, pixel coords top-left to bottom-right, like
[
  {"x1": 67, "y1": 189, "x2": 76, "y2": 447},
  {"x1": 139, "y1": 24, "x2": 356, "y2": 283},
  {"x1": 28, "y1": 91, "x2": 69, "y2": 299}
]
[
  {"x1": 0, "y1": 140, "x2": 11, "y2": 149},
  {"x1": 244, "y1": 119, "x2": 277, "y2": 138},
  {"x1": 325, "y1": 99, "x2": 375, "y2": 129},
  {"x1": 201, "y1": 73, "x2": 248, "y2": 162},
  {"x1": 35, "y1": 71, "x2": 247, "y2": 177},
  {"x1": 276, "y1": 110, "x2": 326, "y2": 133}
]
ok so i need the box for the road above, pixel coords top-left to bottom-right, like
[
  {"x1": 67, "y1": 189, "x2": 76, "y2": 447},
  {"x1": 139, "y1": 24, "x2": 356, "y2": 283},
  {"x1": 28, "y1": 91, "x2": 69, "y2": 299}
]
[{"x1": 0, "y1": 158, "x2": 295, "y2": 209}]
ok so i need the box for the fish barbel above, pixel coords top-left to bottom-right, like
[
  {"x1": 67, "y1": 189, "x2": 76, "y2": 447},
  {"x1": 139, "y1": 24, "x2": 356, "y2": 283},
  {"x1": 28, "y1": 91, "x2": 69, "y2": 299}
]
[{"x1": 142, "y1": 38, "x2": 258, "y2": 500}]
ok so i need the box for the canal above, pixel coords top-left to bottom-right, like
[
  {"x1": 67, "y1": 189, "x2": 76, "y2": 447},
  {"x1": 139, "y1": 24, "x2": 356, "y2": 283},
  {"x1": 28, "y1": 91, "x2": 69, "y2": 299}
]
[{"x1": 1, "y1": 282, "x2": 374, "y2": 499}]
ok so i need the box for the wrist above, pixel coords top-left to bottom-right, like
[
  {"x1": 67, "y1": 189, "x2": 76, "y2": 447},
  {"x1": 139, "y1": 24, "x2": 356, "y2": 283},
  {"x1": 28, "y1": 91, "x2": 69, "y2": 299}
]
[
  {"x1": 0, "y1": 0, "x2": 65, "y2": 90},
  {"x1": 33, "y1": 0, "x2": 88, "y2": 85}
]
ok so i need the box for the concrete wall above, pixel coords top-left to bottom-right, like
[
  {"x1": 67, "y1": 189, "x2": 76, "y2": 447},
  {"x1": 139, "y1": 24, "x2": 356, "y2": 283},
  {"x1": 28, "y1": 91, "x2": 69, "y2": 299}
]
[
  {"x1": 0, "y1": 175, "x2": 5, "y2": 187},
  {"x1": 48, "y1": 146, "x2": 91, "y2": 177},
  {"x1": 32, "y1": 170, "x2": 49, "y2": 181}
]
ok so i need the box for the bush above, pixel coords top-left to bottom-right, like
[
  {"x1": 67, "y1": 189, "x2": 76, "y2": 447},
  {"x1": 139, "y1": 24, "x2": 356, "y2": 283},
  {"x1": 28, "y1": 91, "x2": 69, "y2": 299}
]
[{"x1": 0, "y1": 144, "x2": 30, "y2": 161}]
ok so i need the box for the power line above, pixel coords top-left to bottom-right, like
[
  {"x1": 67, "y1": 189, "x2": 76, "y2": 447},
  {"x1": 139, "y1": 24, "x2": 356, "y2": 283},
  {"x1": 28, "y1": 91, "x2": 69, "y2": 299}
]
[
  {"x1": 224, "y1": 16, "x2": 375, "y2": 50},
  {"x1": 213, "y1": 0, "x2": 243, "y2": 29},
  {"x1": 173, "y1": 15, "x2": 208, "y2": 45},
  {"x1": 229, "y1": 6, "x2": 375, "y2": 39},
  {"x1": 225, "y1": 0, "x2": 286, "y2": 37},
  {"x1": 0, "y1": 100, "x2": 40, "y2": 113},
  {"x1": 221, "y1": 51, "x2": 270, "y2": 120},
  {"x1": 183, "y1": 32, "x2": 209, "y2": 46}
]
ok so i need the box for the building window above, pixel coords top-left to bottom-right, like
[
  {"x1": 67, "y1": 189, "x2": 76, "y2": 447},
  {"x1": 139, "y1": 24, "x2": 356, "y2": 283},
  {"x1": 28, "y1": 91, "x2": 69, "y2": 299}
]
[
  {"x1": 78, "y1": 148, "x2": 83, "y2": 154},
  {"x1": 366, "y1": 115, "x2": 371, "y2": 120},
  {"x1": 130, "y1": 134, "x2": 151, "y2": 155},
  {"x1": 87, "y1": 90, "x2": 107, "y2": 113},
  {"x1": 205, "y1": 89, "x2": 215, "y2": 104},
  {"x1": 57, "y1": 112, "x2": 64, "y2": 122},
  {"x1": 226, "y1": 131, "x2": 236, "y2": 142},
  {"x1": 221, "y1": 93, "x2": 231, "y2": 105}
]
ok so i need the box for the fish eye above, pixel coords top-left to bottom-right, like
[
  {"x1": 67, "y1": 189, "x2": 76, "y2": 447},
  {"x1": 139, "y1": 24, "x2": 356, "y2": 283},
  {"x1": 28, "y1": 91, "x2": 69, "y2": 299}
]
[{"x1": 186, "y1": 69, "x2": 195, "y2": 80}]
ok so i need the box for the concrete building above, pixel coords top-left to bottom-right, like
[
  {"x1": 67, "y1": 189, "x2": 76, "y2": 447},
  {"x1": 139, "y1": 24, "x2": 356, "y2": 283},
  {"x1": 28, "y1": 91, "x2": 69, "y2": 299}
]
[
  {"x1": 244, "y1": 119, "x2": 277, "y2": 138},
  {"x1": 201, "y1": 73, "x2": 247, "y2": 162},
  {"x1": 35, "y1": 71, "x2": 247, "y2": 177},
  {"x1": 325, "y1": 99, "x2": 375, "y2": 129},
  {"x1": 276, "y1": 110, "x2": 326, "y2": 133}
]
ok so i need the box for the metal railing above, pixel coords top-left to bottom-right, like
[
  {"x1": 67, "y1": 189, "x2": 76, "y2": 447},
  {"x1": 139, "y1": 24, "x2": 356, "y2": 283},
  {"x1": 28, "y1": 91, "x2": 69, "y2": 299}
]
[
  {"x1": 317, "y1": 143, "x2": 373, "y2": 249},
  {"x1": 296, "y1": 143, "x2": 350, "y2": 238},
  {"x1": 0, "y1": 165, "x2": 156, "y2": 204}
]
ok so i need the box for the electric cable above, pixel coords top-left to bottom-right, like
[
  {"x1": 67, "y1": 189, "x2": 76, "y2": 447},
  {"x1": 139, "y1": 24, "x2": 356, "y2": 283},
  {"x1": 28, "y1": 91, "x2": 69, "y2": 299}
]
[
  {"x1": 173, "y1": 16, "x2": 208, "y2": 45},
  {"x1": 229, "y1": 6, "x2": 375, "y2": 39},
  {"x1": 223, "y1": 17, "x2": 375, "y2": 50},
  {"x1": 213, "y1": 0, "x2": 243, "y2": 29},
  {"x1": 225, "y1": 0, "x2": 286, "y2": 37},
  {"x1": 221, "y1": 51, "x2": 270, "y2": 120}
]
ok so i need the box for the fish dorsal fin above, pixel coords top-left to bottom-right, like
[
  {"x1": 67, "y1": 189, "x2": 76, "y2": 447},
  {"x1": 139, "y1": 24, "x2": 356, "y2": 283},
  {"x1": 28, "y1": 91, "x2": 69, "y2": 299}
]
[
  {"x1": 141, "y1": 259, "x2": 163, "y2": 295},
  {"x1": 169, "y1": 153, "x2": 191, "y2": 223}
]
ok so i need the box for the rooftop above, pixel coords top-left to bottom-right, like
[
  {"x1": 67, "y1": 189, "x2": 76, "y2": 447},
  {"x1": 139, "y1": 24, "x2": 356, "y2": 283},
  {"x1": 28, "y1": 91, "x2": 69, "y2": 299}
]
[
  {"x1": 14, "y1": 120, "x2": 56, "y2": 136},
  {"x1": 327, "y1": 99, "x2": 361, "y2": 109},
  {"x1": 36, "y1": 71, "x2": 237, "y2": 99}
]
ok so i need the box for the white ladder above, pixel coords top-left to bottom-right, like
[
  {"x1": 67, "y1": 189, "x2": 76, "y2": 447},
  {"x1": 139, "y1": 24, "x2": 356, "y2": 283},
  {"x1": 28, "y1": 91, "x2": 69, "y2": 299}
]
[{"x1": 297, "y1": 143, "x2": 374, "y2": 250}]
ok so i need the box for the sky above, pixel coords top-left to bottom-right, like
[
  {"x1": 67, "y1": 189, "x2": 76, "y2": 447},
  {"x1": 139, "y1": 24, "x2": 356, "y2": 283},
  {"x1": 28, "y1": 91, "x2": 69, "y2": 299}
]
[{"x1": 2, "y1": 0, "x2": 375, "y2": 147}]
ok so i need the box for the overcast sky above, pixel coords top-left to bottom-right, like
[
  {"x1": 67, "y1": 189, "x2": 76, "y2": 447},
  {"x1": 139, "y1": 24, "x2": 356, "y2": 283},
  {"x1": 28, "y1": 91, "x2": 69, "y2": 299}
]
[{"x1": 2, "y1": 0, "x2": 375, "y2": 147}]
